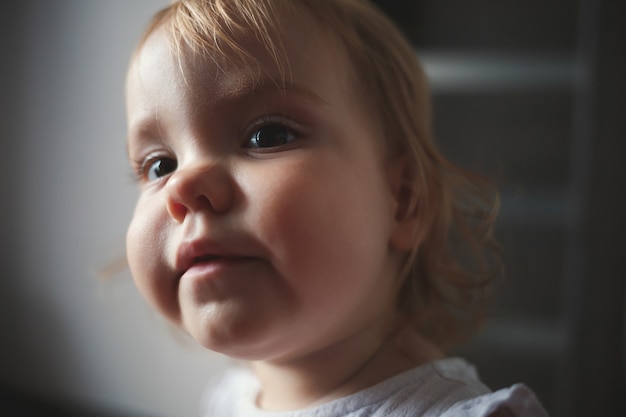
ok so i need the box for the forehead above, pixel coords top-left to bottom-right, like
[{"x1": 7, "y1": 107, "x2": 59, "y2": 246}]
[{"x1": 127, "y1": 8, "x2": 354, "y2": 108}]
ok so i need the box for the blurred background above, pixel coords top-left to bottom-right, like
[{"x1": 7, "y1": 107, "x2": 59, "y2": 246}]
[{"x1": 0, "y1": 1, "x2": 623, "y2": 416}]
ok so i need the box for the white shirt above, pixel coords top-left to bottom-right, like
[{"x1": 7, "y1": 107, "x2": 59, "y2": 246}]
[{"x1": 200, "y1": 358, "x2": 548, "y2": 416}]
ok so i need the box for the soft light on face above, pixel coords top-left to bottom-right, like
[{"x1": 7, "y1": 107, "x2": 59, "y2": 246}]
[{"x1": 125, "y1": 11, "x2": 410, "y2": 362}]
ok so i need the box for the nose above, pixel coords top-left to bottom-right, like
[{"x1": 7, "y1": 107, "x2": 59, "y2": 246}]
[{"x1": 164, "y1": 162, "x2": 234, "y2": 223}]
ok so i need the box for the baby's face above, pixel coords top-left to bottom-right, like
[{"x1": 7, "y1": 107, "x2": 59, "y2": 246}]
[{"x1": 126, "y1": 14, "x2": 405, "y2": 361}]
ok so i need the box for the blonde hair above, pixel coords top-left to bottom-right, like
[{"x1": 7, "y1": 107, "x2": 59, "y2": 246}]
[{"x1": 134, "y1": 0, "x2": 501, "y2": 350}]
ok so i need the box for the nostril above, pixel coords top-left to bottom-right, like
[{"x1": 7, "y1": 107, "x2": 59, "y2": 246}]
[{"x1": 168, "y1": 202, "x2": 188, "y2": 223}]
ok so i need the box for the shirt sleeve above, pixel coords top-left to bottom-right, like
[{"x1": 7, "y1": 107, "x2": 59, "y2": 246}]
[{"x1": 439, "y1": 384, "x2": 549, "y2": 417}]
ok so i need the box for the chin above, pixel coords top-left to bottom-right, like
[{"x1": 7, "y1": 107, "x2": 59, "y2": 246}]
[{"x1": 191, "y1": 323, "x2": 306, "y2": 363}]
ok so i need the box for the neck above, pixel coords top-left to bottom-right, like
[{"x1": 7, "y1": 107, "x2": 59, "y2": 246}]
[{"x1": 252, "y1": 317, "x2": 444, "y2": 411}]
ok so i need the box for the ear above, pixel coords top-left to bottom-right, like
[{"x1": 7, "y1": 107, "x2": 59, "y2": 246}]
[{"x1": 388, "y1": 155, "x2": 421, "y2": 251}]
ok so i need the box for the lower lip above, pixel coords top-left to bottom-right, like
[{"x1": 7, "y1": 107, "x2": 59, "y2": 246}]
[{"x1": 181, "y1": 257, "x2": 257, "y2": 282}]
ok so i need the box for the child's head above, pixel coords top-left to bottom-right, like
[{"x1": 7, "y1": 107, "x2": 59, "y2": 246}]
[{"x1": 125, "y1": 0, "x2": 499, "y2": 359}]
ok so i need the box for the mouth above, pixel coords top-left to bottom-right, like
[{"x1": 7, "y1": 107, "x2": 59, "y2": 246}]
[
  {"x1": 179, "y1": 253, "x2": 257, "y2": 283},
  {"x1": 188, "y1": 254, "x2": 254, "y2": 269},
  {"x1": 176, "y1": 238, "x2": 257, "y2": 277},
  {"x1": 193, "y1": 254, "x2": 220, "y2": 264}
]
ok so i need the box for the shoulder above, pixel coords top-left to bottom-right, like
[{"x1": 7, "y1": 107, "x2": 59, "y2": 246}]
[
  {"x1": 440, "y1": 383, "x2": 550, "y2": 417},
  {"x1": 372, "y1": 359, "x2": 549, "y2": 417},
  {"x1": 377, "y1": 358, "x2": 489, "y2": 415}
]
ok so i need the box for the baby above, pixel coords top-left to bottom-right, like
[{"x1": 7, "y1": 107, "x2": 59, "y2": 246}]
[{"x1": 124, "y1": 0, "x2": 548, "y2": 415}]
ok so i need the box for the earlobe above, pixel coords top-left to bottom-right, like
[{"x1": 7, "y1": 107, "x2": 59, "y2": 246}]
[{"x1": 388, "y1": 156, "x2": 421, "y2": 252}]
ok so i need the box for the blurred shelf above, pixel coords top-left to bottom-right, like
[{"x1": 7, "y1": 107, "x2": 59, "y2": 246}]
[
  {"x1": 498, "y1": 190, "x2": 575, "y2": 227},
  {"x1": 419, "y1": 52, "x2": 580, "y2": 92},
  {"x1": 462, "y1": 318, "x2": 566, "y2": 356}
]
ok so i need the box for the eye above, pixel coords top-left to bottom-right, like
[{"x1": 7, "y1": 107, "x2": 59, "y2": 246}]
[
  {"x1": 246, "y1": 124, "x2": 297, "y2": 149},
  {"x1": 145, "y1": 157, "x2": 177, "y2": 182}
]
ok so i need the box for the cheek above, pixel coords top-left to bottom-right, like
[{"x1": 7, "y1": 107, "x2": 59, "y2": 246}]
[
  {"x1": 126, "y1": 211, "x2": 152, "y2": 288},
  {"x1": 126, "y1": 200, "x2": 180, "y2": 323},
  {"x1": 245, "y1": 159, "x2": 395, "y2": 298}
]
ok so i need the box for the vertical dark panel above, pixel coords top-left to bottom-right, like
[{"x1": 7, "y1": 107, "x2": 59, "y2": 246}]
[
  {"x1": 0, "y1": 0, "x2": 24, "y2": 389},
  {"x1": 559, "y1": 0, "x2": 626, "y2": 414}
]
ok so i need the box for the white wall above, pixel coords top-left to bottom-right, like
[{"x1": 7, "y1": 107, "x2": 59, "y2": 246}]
[{"x1": 1, "y1": 2, "x2": 228, "y2": 416}]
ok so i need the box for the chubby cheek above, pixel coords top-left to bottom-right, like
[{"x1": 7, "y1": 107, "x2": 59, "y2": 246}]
[
  {"x1": 126, "y1": 201, "x2": 181, "y2": 325},
  {"x1": 246, "y1": 159, "x2": 395, "y2": 319}
]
